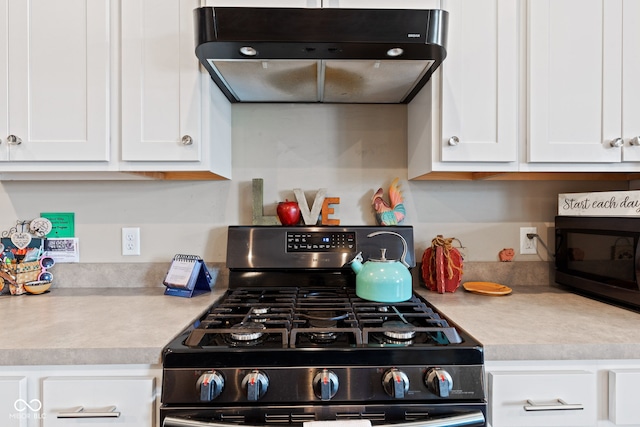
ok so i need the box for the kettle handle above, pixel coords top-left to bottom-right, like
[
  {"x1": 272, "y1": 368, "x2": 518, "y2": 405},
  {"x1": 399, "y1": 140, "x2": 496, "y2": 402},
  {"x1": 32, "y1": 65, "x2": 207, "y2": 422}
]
[{"x1": 366, "y1": 231, "x2": 410, "y2": 268}]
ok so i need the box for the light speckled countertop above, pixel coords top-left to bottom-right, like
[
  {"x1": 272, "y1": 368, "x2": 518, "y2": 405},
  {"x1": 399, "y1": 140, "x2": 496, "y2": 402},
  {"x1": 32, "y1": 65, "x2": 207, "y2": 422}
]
[
  {"x1": 2, "y1": 261, "x2": 640, "y2": 366},
  {"x1": 417, "y1": 286, "x2": 640, "y2": 361},
  {"x1": 0, "y1": 287, "x2": 226, "y2": 366}
]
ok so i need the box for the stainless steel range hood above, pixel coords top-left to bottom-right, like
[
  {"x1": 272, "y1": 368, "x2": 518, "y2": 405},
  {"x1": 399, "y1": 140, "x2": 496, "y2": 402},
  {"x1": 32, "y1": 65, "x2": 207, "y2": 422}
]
[{"x1": 194, "y1": 7, "x2": 448, "y2": 104}]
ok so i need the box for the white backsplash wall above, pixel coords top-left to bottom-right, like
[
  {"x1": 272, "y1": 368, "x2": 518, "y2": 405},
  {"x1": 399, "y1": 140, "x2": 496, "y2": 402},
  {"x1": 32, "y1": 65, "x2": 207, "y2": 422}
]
[{"x1": 0, "y1": 104, "x2": 628, "y2": 263}]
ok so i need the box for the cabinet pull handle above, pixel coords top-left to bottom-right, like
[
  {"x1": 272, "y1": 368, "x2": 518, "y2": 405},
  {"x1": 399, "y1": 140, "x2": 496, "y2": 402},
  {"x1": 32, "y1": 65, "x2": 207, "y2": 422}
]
[
  {"x1": 630, "y1": 136, "x2": 640, "y2": 146},
  {"x1": 57, "y1": 405, "x2": 121, "y2": 418},
  {"x1": 523, "y1": 399, "x2": 584, "y2": 412},
  {"x1": 181, "y1": 135, "x2": 193, "y2": 145},
  {"x1": 6, "y1": 135, "x2": 22, "y2": 145},
  {"x1": 609, "y1": 138, "x2": 624, "y2": 148},
  {"x1": 447, "y1": 136, "x2": 460, "y2": 146}
]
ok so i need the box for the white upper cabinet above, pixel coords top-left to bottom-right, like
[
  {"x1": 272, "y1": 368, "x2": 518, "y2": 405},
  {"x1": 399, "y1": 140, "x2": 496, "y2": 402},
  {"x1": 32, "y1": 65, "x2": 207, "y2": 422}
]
[
  {"x1": 0, "y1": 0, "x2": 8, "y2": 161},
  {"x1": 205, "y1": 0, "x2": 319, "y2": 5},
  {"x1": 621, "y1": 0, "x2": 640, "y2": 163},
  {"x1": 408, "y1": 0, "x2": 519, "y2": 178},
  {"x1": 1, "y1": 0, "x2": 110, "y2": 163},
  {"x1": 323, "y1": 0, "x2": 441, "y2": 7},
  {"x1": 528, "y1": 0, "x2": 640, "y2": 166},
  {"x1": 121, "y1": 0, "x2": 202, "y2": 162},
  {"x1": 120, "y1": 0, "x2": 232, "y2": 178},
  {"x1": 439, "y1": 0, "x2": 518, "y2": 163}
]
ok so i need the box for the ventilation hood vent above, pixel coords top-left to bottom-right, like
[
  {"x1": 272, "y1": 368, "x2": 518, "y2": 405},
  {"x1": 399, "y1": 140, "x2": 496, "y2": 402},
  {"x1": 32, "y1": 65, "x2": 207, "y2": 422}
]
[{"x1": 194, "y1": 7, "x2": 448, "y2": 104}]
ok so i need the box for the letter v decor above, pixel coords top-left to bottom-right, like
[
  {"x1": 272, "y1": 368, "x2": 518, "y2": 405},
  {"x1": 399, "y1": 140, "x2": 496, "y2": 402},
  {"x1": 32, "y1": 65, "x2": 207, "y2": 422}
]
[{"x1": 294, "y1": 188, "x2": 327, "y2": 225}]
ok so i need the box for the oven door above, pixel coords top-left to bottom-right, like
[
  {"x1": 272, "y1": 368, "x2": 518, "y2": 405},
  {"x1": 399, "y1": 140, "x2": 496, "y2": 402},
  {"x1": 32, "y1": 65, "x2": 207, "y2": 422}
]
[{"x1": 161, "y1": 404, "x2": 486, "y2": 427}]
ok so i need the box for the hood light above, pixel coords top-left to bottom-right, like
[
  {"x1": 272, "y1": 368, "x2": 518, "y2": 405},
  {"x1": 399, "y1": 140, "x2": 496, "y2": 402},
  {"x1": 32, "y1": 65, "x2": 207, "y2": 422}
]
[
  {"x1": 386, "y1": 47, "x2": 404, "y2": 57},
  {"x1": 239, "y1": 46, "x2": 258, "y2": 56}
]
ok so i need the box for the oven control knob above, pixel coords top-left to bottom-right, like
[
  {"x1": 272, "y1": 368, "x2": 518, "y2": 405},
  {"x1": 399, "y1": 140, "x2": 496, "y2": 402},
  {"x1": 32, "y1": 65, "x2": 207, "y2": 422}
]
[
  {"x1": 242, "y1": 370, "x2": 269, "y2": 401},
  {"x1": 382, "y1": 368, "x2": 410, "y2": 398},
  {"x1": 196, "y1": 370, "x2": 225, "y2": 402},
  {"x1": 313, "y1": 369, "x2": 339, "y2": 400},
  {"x1": 425, "y1": 368, "x2": 453, "y2": 398}
]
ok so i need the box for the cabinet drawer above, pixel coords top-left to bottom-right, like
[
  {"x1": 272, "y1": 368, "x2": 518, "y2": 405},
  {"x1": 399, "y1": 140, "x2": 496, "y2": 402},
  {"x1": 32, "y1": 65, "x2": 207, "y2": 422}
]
[
  {"x1": 609, "y1": 369, "x2": 640, "y2": 425},
  {"x1": 42, "y1": 376, "x2": 155, "y2": 427},
  {"x1": 488, "y1": 370, "x2": 596, "y2": 427}
]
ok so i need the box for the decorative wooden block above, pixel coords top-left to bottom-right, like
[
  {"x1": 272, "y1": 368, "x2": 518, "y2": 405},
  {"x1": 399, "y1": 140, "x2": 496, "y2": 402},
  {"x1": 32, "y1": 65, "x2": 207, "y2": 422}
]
[
  {"x1": 252, "y1": 179, "x2": 279, "y2": 225},
  {"x1": 294, "y1": 188, "x2": 326, "y2": 226},
  {"x1": 322, "y1": 197, "x2": 340, "y2": 225}
]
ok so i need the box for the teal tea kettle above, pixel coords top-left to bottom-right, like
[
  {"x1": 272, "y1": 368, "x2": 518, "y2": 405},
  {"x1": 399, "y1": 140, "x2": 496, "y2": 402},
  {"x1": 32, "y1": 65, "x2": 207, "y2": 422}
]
[{"x1": 350, "y1": 231, "x2": 412, "y2": 303}]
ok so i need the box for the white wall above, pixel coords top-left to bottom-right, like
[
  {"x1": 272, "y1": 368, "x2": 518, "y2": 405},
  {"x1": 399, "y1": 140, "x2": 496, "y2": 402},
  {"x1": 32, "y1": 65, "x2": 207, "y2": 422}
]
[{"x1": 0, "y1": 104, "x2": 627, "y2": 263}]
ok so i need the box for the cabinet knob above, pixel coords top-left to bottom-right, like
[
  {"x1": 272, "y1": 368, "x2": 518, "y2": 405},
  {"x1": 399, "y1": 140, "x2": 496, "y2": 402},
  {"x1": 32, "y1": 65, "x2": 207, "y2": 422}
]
[
  {"x1": 7, "y1": 135, "x2": 22, "y2": 145},
  {"x1": 181, "y1": 135, "x2": 193, "y2": 146},
  {"x1": 609, "y1": 138, "x2": 624, "y2": 148},
  {"x1": 629, "y1": 136, "x2": 640, "y2": 146},
  {"x1": 448, "y1": 136, "x2": 460, "y2": 146}
]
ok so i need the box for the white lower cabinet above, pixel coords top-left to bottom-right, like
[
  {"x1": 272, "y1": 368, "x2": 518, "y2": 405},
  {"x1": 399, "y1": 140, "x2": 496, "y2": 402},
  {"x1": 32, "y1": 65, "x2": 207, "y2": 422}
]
[
  {"x1": 607, "y1": 369, "x2": 640, "y2": 427},
  {"x1": 41, "y1": 376, "x2": 155, "y2": 427},
  {"x1": 487, "y1": 360, "x2": 640, "y2": 427},
  {"x1": 488, "y1": 370, "x2": 597, "y2": 427},
  {"x1": 0, "y1": 376, "x2": 28, "y2": 427},
  {"x1": 0, "y1": 365, "x2": 160, "y2": 427}
]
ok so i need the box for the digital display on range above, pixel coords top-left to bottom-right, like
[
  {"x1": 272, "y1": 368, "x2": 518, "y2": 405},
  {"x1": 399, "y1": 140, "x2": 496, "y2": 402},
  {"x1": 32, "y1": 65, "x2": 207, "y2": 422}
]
[{"x1": 286, "y1": 232, "x2": 356, "y2": 252}]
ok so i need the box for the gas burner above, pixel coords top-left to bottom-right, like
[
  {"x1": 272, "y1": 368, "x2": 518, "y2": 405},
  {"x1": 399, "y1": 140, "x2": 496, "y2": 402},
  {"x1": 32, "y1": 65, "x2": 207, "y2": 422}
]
[
  {"x1": 382, "y1": 320, "x2": 416, "y2": 340},
  {"x1": 252, "y1": 307, "x2": 270, "y2": 315},
  {"x1": 230, "y1": 323, "x2": 266, "y2": 342},
  {"x1": 308, "y1": 331, "x2": 339, "y2": 344}
]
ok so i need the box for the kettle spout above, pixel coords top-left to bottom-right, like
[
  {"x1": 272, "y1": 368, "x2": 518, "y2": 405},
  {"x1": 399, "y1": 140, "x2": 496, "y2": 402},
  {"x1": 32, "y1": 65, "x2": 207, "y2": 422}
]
[{"x1": 349, "y1": 252, "x2": 364, "y2": 274}]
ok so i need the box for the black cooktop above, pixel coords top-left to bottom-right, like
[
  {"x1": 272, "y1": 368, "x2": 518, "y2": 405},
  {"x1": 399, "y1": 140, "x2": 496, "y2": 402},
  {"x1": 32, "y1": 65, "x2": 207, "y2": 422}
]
[{"x1": 162, "y1": 287, "x2": 483, "y2": 369}]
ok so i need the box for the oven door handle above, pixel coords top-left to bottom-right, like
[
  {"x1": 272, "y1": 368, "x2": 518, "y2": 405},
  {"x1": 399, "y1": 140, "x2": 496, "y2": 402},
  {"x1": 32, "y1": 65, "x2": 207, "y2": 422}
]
[{"x1": 163, "y1": 411, "x2": 485, "y2": 427}]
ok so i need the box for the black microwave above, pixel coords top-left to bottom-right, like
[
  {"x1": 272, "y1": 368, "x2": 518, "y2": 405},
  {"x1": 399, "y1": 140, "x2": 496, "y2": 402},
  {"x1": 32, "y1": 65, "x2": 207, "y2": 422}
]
[{"x1": 555, "y1": 216, "x2": 640, "y2": 309}]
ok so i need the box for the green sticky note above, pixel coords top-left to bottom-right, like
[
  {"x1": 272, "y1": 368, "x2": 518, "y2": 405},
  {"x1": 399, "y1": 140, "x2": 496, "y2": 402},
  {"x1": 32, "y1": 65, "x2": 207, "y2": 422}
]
[{"x1": 40, "y1": 212, "x2": 75, "y2": 238}]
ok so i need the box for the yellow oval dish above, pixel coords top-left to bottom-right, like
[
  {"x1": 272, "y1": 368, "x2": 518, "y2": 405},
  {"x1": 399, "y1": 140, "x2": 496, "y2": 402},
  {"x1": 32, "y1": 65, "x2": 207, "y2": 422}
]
[
  {"x1": 23, "y1": 280, "x2": 52, "y2": 295},
  {"x1": 462, "y1": 281, "x2": 512, "y2": 296}
]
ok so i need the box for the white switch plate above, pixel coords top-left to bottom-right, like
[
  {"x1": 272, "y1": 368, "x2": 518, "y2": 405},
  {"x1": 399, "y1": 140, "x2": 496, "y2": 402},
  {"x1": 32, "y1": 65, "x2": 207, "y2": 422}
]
[
  {"x1": 122, "y1": 227, "x2": 140, "y2": 256},
  {"x1": 520, "y1": 227, "x2": 537, "y2": 255}
]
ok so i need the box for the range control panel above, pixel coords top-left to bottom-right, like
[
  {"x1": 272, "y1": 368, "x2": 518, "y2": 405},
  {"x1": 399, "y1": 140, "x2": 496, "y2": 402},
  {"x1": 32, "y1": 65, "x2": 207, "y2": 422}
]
[{"x1": 286, "y1": 231, "x2": 356, "y2": 253}]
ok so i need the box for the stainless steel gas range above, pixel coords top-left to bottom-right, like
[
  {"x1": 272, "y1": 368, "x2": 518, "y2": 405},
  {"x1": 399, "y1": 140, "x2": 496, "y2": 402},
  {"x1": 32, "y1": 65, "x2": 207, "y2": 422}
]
[{"x1": 161, "y1": 226, "x2": 486, "y2": 427}]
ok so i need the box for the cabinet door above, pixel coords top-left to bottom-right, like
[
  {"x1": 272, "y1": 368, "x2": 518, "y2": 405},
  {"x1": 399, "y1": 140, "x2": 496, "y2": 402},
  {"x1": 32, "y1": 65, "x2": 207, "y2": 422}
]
[
  {"x1": 609, "y1": 369, "x2": 640, "y2": 426},
  {"x1": 323, "y1": 0, "x2": 441, "y2": 7},
  {"x1": 6, "y1": 0, "x2": 110, "y2": 162},
  {"x1": 528, "y1": 0, "x2": 622, "y2": 163},
  {"x1": 0, "y1": 377, "x2": 27, "y2": 427},
  {"x1": 440, "y1": 0, "x2": 518, "y2": 163},
  {"x1": 488, "y1": 370, "x2": 597, "y2": 427},
  {"x1": 121, "y1": 0, "x2": 201, "y2": 162},
  {"x1": 42, "y1": 376, "x2": 155, "y2": 427},
  {"x1": 0, "y1": 0, "x2": 8, "y2": 161},
  {"x1": 621, "y1": 0, "x2": 640, "y2": 162}
]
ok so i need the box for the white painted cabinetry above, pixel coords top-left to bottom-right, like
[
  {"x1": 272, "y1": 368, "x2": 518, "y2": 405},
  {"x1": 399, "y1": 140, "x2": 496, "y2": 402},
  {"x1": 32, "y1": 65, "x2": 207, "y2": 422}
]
[
  {"x1": 408, "y1": 0, "x2": 519, "y2": 179},
  {"x1": 526, "y1": 0, "x2": 640, "y2": 168},
  {"x1": 487, "y1": 360, "x2": 640, "y2": 427},
  {"x1": 120, "y1": 0, "x2": 232, "y2": 178},
  {"x1": 0, "y1": 365, "x2": 160, "y2": 427},
  {"x1": 0, "y1": 377, "x2": 28, "y2": 427},
  {"x1": 488, "y1": 369, "x2": 597, "y2": 427},
  {"x1": 0, "y1": 0, "x2": 111, "y2": 165},
  {"x1": 41, "y1": 376, "x2": 155, "y2": 427}
]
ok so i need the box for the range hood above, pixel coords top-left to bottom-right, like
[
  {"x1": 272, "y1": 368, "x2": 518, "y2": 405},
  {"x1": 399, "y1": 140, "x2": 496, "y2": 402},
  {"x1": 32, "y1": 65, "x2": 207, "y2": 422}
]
[{"x1": 194, "y1": 7, "x2": 448, "y2": 104}]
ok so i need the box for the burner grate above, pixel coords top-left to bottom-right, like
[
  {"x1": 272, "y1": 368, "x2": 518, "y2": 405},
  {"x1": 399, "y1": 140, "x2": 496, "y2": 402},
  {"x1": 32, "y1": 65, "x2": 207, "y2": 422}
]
[{"x1": 184, "y1": 287, "x2": 463, "y2": 348}]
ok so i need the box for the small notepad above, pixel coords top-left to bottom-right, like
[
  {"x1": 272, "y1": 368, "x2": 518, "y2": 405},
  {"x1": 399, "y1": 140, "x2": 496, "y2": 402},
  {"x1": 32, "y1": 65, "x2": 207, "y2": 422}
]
[{"x1": 163, "y1": 254, "x2": 212, "y2": 298}]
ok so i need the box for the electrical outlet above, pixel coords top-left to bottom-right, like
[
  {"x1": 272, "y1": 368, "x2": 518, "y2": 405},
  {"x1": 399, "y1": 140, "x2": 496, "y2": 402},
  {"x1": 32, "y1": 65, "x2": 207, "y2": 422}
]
[
  {"x1": 122, "y1": 227, "x2": 141, "y2": 256},
  {"x1": 520, "y1": 227, "x2": 537, "y2": 255}
]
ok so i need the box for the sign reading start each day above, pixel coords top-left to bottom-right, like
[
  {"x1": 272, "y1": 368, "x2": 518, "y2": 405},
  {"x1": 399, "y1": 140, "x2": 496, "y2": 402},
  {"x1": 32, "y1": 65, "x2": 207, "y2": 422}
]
[{"x1": 558, "y1": 190, "x2": 640, "y2": 216}]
